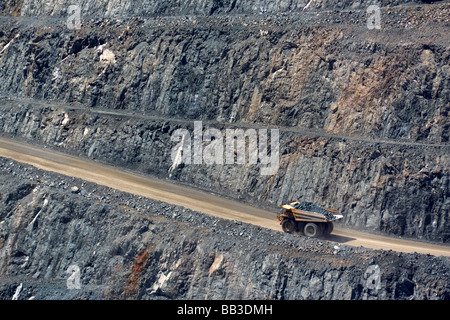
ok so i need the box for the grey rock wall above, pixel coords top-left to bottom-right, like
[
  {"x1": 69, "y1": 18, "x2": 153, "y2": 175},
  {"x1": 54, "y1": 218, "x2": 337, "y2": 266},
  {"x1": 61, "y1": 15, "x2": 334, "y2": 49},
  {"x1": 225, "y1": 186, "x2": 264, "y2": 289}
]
[
  {"x1": 0, "y1": 7, "x2": 448, "y2": 142},
  {"x1": 2, "y1": 0, "x2": 425, "y2": 18}
]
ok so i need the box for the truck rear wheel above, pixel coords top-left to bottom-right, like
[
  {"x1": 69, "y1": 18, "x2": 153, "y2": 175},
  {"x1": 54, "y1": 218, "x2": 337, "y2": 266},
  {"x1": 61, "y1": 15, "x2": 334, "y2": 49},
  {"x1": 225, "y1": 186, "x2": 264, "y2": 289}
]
[
  {"x1": 281, "y1": 219, "x2": 296, "y2": 233},
  {"x1": 303, "y1": 222, "x2": 322, "y2": 238},
  {"x1": 323, "y1": 222, "x2": 334, "y2": 235}
]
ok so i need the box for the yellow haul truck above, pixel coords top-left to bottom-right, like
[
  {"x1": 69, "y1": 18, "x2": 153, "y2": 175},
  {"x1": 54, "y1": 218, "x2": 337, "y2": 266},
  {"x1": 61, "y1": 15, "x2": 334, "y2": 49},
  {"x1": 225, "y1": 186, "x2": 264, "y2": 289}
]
[{"x1": 278, "y1": 201, "x2": 343, "y2": 238}]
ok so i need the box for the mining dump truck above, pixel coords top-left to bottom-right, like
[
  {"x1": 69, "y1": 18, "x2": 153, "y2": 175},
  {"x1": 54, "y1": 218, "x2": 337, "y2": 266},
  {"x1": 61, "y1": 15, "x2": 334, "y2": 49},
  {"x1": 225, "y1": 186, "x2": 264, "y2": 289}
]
[{"x1": 278, "y1": 201, "x2": 343, "y2": 238}]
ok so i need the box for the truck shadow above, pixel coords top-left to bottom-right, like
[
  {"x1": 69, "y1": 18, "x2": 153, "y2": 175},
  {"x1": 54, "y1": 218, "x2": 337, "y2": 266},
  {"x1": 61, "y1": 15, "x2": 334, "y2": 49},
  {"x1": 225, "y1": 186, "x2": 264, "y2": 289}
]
[{"x1": 321, "y1": 233, "x2": 356, "y2": 244}]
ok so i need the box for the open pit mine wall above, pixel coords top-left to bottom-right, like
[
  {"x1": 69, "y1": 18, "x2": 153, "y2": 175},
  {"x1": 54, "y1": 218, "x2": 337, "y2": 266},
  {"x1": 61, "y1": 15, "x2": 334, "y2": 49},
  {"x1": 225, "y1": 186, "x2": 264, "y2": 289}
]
[
  {"x1": 1, "y1": 0, "x2": 435, "y2": 18},
  {"x1": 0, "y1": 0, "x2": 449, "y2": 242}
]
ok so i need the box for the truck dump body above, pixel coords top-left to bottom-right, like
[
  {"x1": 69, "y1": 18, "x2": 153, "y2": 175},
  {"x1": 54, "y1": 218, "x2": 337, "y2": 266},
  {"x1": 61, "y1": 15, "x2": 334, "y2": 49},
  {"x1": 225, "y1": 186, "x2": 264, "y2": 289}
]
[{"x1": 280, "y1": 201, "x2": 343, "y2": 222}]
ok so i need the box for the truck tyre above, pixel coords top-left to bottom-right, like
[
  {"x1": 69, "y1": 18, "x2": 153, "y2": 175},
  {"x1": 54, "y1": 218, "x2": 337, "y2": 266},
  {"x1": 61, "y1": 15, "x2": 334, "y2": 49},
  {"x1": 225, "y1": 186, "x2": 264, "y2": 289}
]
[
  {"x1": 281, "y1": 219, "x2": 296, "y2": 233},
  {"x1": 323, "y1": 222, "x2": 334, "y2": 235},
  {"x1": 303, "y1": 222, "x2": 322, "y2": 238}
]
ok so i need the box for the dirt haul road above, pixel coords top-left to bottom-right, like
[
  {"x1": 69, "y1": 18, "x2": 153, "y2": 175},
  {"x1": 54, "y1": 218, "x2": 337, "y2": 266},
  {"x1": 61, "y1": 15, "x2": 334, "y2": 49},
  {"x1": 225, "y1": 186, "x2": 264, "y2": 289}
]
[{"x1": 0, "y1": 136, "x2": 449, "y2": 257}]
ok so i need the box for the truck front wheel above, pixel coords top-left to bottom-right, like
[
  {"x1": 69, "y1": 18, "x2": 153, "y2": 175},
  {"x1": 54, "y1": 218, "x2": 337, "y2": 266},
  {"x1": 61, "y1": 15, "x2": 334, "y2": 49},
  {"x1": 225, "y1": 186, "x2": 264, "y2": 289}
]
[
  {"x1": 281, "y1": 219, "x2": 296, "y2": 233},
  {"x1": 303, "y1": 222, "x2": 322, "y2": 238}
]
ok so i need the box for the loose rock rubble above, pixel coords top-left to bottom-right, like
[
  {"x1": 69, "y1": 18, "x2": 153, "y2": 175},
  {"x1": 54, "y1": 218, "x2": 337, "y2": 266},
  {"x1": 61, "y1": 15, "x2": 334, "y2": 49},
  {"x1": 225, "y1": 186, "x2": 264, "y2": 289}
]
[{"x1": 293, "y1": 201, "x2": 335, "y2": 220}]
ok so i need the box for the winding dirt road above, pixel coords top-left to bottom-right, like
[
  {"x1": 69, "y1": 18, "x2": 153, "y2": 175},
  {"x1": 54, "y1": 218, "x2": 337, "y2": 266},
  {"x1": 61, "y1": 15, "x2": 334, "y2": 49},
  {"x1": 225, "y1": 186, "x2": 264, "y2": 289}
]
[{"x1": 0, "y1": 136, "x2": 449, "y2": 257}]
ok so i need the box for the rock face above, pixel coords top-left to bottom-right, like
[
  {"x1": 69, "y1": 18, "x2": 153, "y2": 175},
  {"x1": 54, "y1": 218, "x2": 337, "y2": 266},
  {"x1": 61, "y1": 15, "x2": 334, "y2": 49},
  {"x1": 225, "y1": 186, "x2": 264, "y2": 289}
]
[
  {"x1": 1, "y1": 2, "x2": 448, "y2": 142},
  {"x1": 0, "y1": 2, "x2": 448, "y2": 241},
  {"x1": 0, "y1": 158, "x2": 449, "y2": 300},
  {"x1": 1, "y1": 0, "x2": 430, "y2": 18}
]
